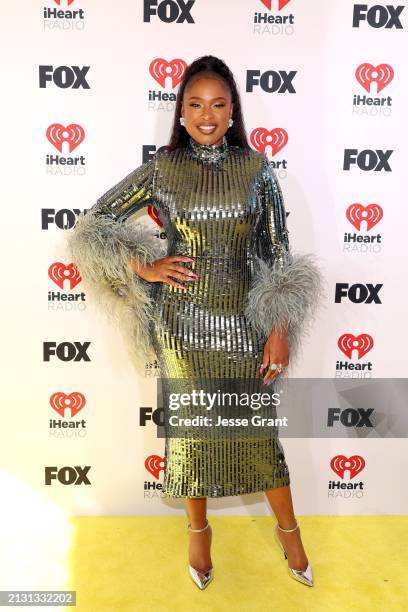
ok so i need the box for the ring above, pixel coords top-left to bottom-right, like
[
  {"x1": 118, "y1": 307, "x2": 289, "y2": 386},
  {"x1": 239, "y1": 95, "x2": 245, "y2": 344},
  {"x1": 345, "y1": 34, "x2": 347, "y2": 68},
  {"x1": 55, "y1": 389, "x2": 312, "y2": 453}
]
[{"x1": 268, "y1": 363, "x2": 286, "y2": 373}]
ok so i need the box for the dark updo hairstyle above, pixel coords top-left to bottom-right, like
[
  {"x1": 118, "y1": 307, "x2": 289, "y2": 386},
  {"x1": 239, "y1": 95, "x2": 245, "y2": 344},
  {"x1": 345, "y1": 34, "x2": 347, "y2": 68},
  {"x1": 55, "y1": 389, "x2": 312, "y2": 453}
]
[{"x1": 166, "y1": 55, "x2": 250, "y2": 152}]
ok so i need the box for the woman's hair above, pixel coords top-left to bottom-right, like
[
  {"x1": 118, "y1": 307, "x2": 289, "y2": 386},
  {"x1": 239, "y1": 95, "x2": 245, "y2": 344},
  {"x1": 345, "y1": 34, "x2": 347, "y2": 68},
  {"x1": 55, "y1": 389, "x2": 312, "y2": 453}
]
[{"x1": 166, "y1": 55, "x2": 250, "y2": 151}]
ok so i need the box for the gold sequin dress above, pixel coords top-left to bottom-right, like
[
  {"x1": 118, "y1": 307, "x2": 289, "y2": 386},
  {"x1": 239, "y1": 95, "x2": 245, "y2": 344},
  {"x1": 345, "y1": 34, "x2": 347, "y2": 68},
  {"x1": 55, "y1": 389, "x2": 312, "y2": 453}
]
[{"x1": 68, "y1": 135, "x2": 323, "y2": 498}]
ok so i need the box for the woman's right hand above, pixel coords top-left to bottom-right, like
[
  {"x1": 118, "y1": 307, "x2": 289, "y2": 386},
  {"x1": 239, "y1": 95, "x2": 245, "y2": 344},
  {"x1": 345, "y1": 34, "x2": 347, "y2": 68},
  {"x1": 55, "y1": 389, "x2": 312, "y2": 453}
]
[{"x1": 130, "y1": 255, "x2": 198, "y2": 290}]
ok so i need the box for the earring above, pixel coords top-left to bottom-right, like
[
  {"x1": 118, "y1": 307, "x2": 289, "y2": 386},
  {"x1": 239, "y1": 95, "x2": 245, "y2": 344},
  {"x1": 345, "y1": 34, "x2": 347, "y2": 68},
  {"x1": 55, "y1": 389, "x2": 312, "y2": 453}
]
[
  {"x1": 228, "y1": 118, "x2": 233, "y2": 127},
  {"x1": 180, "y1": 117, "x2": 185, "y2": 126}
]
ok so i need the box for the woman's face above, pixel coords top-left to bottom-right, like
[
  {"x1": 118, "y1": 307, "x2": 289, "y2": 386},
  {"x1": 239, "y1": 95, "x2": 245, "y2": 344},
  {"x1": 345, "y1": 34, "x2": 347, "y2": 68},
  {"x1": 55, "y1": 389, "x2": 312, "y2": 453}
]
[{"x1": 181, "y1": 76, "x2": 233, "y2": 146}]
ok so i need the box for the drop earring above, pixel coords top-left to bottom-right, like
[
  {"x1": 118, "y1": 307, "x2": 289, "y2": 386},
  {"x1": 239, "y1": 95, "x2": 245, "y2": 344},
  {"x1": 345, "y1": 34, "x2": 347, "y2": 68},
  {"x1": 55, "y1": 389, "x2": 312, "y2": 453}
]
[
  {"x1": 180, "y1": 117, "x2": 185, "y2": 126},
  {"x1": 228, "y1": 118, "x2": 233, "y2": 127}
]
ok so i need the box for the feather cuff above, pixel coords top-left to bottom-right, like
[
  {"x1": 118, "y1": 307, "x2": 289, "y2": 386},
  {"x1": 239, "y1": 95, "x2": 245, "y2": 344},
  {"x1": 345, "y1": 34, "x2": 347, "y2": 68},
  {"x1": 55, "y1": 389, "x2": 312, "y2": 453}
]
[
  {"x1": 244, "y1": 252, "x2": 326, "y2": 368},
  {"x1": 66, "y1": 211, "x2": 166, "y2": 367}
]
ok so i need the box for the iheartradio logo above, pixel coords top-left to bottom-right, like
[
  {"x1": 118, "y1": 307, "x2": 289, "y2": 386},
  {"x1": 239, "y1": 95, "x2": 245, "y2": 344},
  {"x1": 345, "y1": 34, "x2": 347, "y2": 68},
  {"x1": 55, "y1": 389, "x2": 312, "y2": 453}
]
[
  {"x1": 48, "y1": 262, "x2": 82, "y2": 290},
  {"x1": 46, "y1": 123, "x2": 85, "y2": 153},
  {"x1": 346, "y1": 203, "x2": 383, "y2": 231},
  {"x1": 260, "y1": 0, "x2": 291, "y2": 9},
  {"x1": 50, "y1": 391, "x2": 86, "y2": 417},
  {"x1": 338, "y1": 333, "x2": 374, "y2": 359},
  {"x1": 145, "y1": 455, "x2": 166, "y2": 479},
  {"x1": 355, "y1": 63, "x2": 394, "y2": 94},
  {"x1": 330, "y1": 455, "x2": 365, "y2": 479},
  {"x1": 250, "y1": 127, "x2": 288, "y2": 156},
  {"x1": 149, "y1": 58, "x2": 187, "y2": 89},
  {"x1": 148, "y1": 204, "x2": 163, "y2": 228}
]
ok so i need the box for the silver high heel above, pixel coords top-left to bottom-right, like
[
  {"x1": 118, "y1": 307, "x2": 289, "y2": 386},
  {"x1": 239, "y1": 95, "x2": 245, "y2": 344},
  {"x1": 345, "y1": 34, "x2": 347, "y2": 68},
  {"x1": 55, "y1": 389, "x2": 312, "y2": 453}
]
[
  {"x1": 274, "y1": 521, "x2": 314, "y2": 587},
  {"x1": 187, "y1": 518, "x2": 214, "y2": 590}
]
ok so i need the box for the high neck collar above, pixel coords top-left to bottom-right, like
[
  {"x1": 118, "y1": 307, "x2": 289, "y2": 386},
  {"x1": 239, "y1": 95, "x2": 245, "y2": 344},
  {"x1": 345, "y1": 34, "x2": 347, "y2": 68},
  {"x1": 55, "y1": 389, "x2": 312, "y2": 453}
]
[{"x1": 188, "y1": 136, "x2": 229, "y2": 163}]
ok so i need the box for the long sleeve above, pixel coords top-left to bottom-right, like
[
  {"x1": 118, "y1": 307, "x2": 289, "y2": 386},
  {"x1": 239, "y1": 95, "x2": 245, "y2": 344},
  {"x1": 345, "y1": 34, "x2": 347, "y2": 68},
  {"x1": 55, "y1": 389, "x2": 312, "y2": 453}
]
[
  {"x1": 245, "y1": 154, "x2": 325, "y2": 367},
  {"x1": 66, "y1": 155, "x2": 167, "y2": 367}
]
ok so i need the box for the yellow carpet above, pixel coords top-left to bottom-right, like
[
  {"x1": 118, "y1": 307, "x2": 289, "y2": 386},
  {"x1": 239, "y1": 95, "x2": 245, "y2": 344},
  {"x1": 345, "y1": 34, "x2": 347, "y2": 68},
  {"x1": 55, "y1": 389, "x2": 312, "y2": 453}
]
[{"x1": 68, "y1": 516, "x2": 407, "y2": 611}]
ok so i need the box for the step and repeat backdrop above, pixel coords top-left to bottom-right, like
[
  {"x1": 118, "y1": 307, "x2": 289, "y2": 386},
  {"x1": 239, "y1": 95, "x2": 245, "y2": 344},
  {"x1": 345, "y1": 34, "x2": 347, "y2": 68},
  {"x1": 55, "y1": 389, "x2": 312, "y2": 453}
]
[{"x1": 2, "y1": 0, "x2": 407, "y2": 516}]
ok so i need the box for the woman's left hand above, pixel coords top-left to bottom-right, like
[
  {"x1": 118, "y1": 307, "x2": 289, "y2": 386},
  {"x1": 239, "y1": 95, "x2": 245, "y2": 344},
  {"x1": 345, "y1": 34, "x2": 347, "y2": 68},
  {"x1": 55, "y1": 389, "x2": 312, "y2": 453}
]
[{"x1": 260, "y1": 327, "x2": 289, "y2": 385}]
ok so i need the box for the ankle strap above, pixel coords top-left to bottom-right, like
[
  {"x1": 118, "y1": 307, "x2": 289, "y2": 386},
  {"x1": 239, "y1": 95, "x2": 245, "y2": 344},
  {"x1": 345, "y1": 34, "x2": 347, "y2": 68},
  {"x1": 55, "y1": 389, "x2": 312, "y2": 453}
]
[
  {"x1": 187, "y1": 518, "x2": 209, "y2": 532},
  {"x1": 277, "y1": 521, "x2": 299, "y2": 533}
]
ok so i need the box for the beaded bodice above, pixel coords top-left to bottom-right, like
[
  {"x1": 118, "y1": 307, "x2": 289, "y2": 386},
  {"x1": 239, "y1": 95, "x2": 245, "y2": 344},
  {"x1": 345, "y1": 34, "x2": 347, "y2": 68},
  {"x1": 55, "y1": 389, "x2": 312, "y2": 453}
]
[{"x1": 187, "y1": 136, "x2": 229, "y2": 164}]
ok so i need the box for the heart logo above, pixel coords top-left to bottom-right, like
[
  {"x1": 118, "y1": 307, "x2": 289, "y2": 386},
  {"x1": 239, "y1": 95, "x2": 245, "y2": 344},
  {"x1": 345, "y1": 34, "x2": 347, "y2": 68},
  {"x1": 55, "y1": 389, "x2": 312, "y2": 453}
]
[
  {"x1": 355, "y1": 63, "x2": 394, "y2": 94},
  {"x1": 46, "y1": 123, "x2": 85, "y2": 153},
  {"x1": 50, "y1": 392, "x2": 86, "y2": 417},
  {"x1": 260, "y1": 0, "x2": 291, "y2": 9},
  {"x1": 250, "y1": 127, "x2": 288, "y2": 156},
  {"x1": 338, "y1": 333, "x2": 374, "y2": 359},
  {"x1": 149, "y1": 58, "x2": 187, "y2": 89},
  {"x1": 147, "y1": 204, "x2": 163, "y2": 228},
  {"x1": 330, "y1": 455, "x2": 366, "y2": 479},
  {"x1": 48, "y1": 262, "x2": 82, "y2": 290},
  {"x1": 145, "y1": 455, "x2": 166, "y2": 480},
  {"x1": 346, "y1": 203, "x2": 383, "y2": 232}
]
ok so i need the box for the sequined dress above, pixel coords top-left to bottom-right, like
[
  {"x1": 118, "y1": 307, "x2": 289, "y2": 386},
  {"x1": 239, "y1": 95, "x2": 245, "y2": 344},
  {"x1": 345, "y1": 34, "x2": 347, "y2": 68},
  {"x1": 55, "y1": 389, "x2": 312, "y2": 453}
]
[{"x1": 68, "y1": 135, "x2": 323, "y2": 498}]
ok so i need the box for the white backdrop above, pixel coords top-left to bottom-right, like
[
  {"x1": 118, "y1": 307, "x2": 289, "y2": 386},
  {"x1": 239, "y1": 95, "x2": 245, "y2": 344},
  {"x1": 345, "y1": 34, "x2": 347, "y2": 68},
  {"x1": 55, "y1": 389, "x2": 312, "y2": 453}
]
[{"x1": 1, "y1": 0, "x2": 407, "y2": 516}]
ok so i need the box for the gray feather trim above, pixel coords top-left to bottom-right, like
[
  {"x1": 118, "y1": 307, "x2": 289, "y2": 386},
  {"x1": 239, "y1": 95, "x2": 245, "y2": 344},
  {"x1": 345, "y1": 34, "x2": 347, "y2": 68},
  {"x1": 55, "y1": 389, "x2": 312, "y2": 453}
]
[
  {"x1": 66, "y1": 211, "x2": 167, "y2": 368},
  {"x1": 244, "y1": 252, "x2": 326, "y2": 371}
]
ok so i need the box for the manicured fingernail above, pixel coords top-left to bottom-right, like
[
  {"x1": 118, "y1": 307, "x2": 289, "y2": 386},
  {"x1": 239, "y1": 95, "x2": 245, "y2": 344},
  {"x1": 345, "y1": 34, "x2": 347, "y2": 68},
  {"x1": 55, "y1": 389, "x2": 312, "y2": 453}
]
[{"x1": 260, "y1": 364, "x2": 264, "y2": 372}]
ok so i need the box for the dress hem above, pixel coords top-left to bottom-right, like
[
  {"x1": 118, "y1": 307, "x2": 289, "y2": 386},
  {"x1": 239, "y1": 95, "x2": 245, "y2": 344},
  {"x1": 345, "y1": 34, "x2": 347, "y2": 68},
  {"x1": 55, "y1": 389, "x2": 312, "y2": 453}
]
[{"x1": 162, "y1": 475, "x2": 291, "y2": 499}]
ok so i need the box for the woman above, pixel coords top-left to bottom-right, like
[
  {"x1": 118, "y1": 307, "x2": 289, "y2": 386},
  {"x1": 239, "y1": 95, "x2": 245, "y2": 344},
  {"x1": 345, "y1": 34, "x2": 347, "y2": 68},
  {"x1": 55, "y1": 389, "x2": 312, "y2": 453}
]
[{"x1": 67, "y1": 55, "x2": 324, "y2": 591}]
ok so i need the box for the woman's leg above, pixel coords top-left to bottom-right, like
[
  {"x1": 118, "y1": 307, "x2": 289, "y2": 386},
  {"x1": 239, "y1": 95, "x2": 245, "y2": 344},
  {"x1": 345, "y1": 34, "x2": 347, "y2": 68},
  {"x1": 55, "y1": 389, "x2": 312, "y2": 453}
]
[
  {"x1": 186, "y1": 497, "x2": 213, "y2": 572},
  {"x1": 264, "y1": 485, "x2": 309, "y2": 571}
]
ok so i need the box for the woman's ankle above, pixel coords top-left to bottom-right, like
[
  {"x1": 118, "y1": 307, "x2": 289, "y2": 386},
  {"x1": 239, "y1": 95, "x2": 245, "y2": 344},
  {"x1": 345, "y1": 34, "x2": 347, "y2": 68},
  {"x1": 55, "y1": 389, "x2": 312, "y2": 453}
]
[{"x1": 189, "y1": 518, "x2": 208, "y2": 530}]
